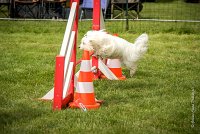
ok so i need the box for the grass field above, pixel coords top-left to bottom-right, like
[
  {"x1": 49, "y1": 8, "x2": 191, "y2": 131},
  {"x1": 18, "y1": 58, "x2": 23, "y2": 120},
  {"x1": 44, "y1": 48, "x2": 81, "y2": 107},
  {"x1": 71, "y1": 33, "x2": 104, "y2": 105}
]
[
  {"x1": 0, "y1": 19, "x2": 200, "y2": 134},
  {"x1": 140, "y1": 1, "x2": 200, "y2": 20}
]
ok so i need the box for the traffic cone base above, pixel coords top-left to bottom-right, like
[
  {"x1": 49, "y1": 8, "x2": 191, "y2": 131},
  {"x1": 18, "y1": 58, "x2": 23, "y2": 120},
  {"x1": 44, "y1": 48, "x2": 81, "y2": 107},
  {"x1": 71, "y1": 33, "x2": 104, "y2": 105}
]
[
  {"x1": 70, "y1": 91, "x2": 101, "y2": 109},
  {"x1": 69, "y1": 102, "x2": 100, "y2": 110},
  {"x1": 100, "y1": 66, "x2": 126, "y2": 80},
  {"x1": 100, "y1": 73, "x2": 126, "y2": 80},
  {"x1": 109, "y1": 68, "x2": 126, "y2": 80},
  {"x1": 74, "y1": 93, "x2": 96, "y2": 105},
  {"x1": 110, "y1": 68, "x2": 122, "y2": 77},
  {"x1": 101, "y1": 59, "x2": 126, "y2": 80}
]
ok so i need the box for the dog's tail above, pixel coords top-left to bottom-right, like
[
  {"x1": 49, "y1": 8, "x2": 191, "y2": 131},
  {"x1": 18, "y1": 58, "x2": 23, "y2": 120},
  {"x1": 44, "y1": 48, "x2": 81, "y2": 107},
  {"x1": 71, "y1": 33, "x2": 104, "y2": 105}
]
[{"x1": 134, "y1": 33, "x2": 148, "y2": 56}]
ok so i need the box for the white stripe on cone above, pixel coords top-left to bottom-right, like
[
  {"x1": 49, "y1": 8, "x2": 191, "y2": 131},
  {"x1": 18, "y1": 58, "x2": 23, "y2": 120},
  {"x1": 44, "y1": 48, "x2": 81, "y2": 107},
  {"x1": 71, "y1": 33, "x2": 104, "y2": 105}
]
[
  {"x1": 107, "y1": 59, "x2": 121, "y2": 68},
  {"x1": 76, "y1": 82, "x2": 94, "y2": 93},
  {"x1": 80, "y1": 60, "x2": 92, "y2": 72}
]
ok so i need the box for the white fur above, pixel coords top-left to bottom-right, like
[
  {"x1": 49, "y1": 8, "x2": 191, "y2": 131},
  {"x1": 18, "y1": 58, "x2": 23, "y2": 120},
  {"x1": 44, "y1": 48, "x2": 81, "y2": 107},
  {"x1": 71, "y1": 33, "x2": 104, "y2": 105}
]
[{"x1": 80, "y1": 31, "x2": 148, "y2": 77}]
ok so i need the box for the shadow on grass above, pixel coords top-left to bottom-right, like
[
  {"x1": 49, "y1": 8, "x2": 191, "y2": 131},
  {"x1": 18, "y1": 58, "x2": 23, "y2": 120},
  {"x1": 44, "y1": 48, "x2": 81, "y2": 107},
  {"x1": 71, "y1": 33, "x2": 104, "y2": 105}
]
[{"x1": 0, "y1": 101, "x2": 47, "y2": 128}]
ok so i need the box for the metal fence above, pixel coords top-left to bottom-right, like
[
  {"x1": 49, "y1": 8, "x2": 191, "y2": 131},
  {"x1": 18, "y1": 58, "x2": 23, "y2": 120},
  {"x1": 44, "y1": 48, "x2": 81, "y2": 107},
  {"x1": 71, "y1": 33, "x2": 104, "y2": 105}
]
[
  {"x1": 0, "y1": 0, "x2": 199, "y2": 33},
  {"x1": 103, "y1": 0, "x2": 200, "y2": 33},
  {"x1": 138, "y1": 0, "x2": 199, "y2": 21}
]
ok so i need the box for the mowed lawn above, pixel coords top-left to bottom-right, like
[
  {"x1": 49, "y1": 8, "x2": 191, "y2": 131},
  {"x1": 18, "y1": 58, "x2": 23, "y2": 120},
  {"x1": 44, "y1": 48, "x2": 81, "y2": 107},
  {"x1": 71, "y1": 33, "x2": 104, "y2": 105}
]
[{"x1": 0, "y1": 20, "x2": 199, "y2": 134}]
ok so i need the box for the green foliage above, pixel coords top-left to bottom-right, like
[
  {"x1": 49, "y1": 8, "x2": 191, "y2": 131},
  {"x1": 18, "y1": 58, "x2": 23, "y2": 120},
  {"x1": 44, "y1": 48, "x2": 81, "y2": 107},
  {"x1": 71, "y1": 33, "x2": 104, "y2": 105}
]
[{"x1": 0, "y1": 20, "x2": 200, "y2": 134}]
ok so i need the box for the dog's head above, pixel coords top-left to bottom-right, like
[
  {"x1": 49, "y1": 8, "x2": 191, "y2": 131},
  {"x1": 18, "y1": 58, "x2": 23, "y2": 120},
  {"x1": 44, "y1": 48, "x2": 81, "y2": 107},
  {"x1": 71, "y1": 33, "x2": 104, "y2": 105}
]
[
  {"x1": 79, "y1": 30, "x2": 105, "y2": 51},
  {"x1": 79, "y1": 35, "x2": 95, "y2": 51}
]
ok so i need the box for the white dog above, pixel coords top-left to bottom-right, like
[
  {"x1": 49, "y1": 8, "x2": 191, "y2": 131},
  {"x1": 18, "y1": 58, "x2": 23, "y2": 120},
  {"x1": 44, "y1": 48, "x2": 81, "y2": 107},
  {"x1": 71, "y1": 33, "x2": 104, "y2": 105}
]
[{"x1": 79, "y1": 31, "x2": 148, "y2": 77}]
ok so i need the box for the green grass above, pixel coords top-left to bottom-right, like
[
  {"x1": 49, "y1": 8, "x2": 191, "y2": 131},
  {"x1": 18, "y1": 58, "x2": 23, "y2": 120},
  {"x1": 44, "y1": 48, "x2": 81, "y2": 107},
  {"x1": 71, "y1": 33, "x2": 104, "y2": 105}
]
[
  {"x1": 140, "y1": 0, "x2": 200, "y2": 20},
  {"x1": 0, "y1": 20, "x2": 200, "y2": 134}
]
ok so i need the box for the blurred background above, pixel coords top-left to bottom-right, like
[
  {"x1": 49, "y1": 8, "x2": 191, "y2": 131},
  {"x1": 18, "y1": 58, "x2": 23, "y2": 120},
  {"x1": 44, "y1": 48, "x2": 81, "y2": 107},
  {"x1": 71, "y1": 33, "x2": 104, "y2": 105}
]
[{"x1": 0, "y1": 0, "x2": 199, "y2": 33}]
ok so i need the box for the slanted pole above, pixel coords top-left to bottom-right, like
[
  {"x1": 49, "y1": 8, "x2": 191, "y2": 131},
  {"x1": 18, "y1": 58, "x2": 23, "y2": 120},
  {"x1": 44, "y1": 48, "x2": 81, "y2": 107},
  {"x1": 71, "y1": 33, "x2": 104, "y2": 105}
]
[{"x1": 68, "y1": 0, "x2": 80, "y2": 99}]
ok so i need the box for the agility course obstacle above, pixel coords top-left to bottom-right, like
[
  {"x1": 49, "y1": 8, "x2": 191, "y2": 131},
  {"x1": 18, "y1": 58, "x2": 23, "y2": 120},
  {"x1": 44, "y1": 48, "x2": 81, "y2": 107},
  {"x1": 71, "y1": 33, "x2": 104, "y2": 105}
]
[
  {"x1": 53, "y1": 0, "x2": 79, "y2": 110},
  {"x1": 41, "y1": 0, "x2": 125, "y2": 110}
]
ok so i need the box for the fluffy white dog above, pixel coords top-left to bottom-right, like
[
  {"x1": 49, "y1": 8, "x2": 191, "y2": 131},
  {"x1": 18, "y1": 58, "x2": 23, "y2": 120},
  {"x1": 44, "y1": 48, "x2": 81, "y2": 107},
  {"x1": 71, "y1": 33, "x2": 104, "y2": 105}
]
[{"x1": 79, "y1": 31, "x2": 148, "y2": 77}]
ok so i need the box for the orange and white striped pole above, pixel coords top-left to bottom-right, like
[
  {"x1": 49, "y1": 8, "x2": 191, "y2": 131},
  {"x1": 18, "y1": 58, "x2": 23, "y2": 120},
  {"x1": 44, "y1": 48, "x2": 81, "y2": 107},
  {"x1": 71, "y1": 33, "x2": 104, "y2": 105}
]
[{"x1": 69, "y1": 50, "x2": 100, "y2": 110}]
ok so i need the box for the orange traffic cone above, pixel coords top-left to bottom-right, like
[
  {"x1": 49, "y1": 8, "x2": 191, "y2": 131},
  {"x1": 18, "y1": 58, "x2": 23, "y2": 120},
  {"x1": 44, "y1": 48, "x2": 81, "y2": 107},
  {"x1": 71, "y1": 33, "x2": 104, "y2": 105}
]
[
  {"x1": 69, "y1": 50, "x2": 100, "y2": 110},
  {"x1": 101, "y1": 59, "x2": 126, "y2": 80}
]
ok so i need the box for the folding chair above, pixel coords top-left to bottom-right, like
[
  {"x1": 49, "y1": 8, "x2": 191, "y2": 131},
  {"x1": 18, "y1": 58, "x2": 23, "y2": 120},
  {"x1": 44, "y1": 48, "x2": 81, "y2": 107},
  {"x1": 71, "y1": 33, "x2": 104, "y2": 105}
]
[
  {"x1": 14, "y1": 0, "x2": 40, "y2": 18},
  {"x1": 111, "y1": 0, "x2": 143, "y2": 19},
  {"x1": 0, "y1": 0, "x2": 11, "y2": 17},
  {"x1": 41, "y1": 0, "x2": 66, "y2": 19},
  {"x1": 80, "y1": 0, "x2": 110, "y2": 20}
]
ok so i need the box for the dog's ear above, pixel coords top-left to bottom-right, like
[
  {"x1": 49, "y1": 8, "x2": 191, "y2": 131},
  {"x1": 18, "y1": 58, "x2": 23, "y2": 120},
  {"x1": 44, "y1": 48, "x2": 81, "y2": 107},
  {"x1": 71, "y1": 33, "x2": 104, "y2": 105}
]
[
  {"x1": 88, "y1": 38, "x2": 95, "y2": 43},
  {"x1": 88, "y1": 38, "x2": 98, "y2": 48}
]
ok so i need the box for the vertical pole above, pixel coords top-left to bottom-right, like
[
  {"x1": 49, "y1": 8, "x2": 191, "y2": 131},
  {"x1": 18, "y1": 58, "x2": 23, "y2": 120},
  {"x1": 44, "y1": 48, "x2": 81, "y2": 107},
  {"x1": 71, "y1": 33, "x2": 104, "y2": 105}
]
[
  {"x1": 10, "y1": 0, "x2": 14, "y2": 18},
  {"x1": 92, "y1": 0, "x2": 101, "y2": 79},
  {"x1": 93, "y1": 0, "x2": 101, "y2": 30},
  {"x1": 111, "y1": 2, "x2": 113, "y2": 19},
  {"x1": 53, "y1": 56, "x2": 65, "y2": 110},
  {"x1": 126, "y1": 0, "x2": 129, "y2": 31}
]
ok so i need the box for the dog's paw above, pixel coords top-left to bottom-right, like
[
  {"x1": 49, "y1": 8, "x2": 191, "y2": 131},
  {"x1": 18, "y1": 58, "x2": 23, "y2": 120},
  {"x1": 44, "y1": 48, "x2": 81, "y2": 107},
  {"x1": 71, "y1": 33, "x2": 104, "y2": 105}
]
[
  {"x1": 130, "y1": 71, "x2": 135, "y2": 77},
  {"x1": 129, "y1": 66, "x2": 137, "y2": 77}
]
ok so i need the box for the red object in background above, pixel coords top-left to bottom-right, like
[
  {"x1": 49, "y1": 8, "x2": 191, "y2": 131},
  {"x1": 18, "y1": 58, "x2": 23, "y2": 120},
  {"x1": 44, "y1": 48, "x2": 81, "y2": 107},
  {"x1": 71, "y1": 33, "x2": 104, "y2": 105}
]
[{"x1": 92, "y1": 0, "x2": 101, "y2": 79}]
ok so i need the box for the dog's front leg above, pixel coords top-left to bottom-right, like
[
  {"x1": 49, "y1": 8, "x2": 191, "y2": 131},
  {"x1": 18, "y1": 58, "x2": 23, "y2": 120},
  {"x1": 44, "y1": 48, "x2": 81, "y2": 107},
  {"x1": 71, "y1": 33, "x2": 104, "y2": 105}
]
[{"x1": 130, "y1": 64, "x2": 137, "y2": 77}]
